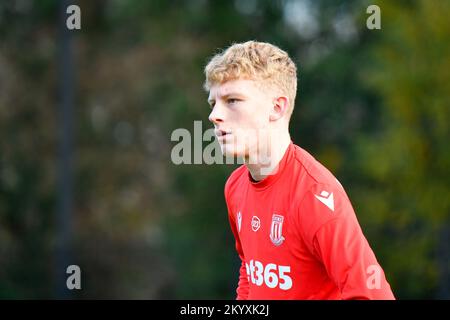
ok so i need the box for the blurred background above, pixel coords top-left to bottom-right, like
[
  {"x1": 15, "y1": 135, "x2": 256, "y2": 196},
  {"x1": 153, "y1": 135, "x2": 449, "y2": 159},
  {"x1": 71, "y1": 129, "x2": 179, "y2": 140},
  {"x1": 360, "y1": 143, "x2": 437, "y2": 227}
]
[{"x1": 0, "y1": 0, "x2": 449, "y2": 299}]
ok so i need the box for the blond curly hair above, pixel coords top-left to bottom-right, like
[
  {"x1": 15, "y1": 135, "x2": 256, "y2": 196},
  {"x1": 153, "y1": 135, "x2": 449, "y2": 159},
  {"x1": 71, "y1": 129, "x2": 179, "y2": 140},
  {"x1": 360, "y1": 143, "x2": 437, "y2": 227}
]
[{"x1": 204, "y1": 40, "x2": 298, "y2": 117}]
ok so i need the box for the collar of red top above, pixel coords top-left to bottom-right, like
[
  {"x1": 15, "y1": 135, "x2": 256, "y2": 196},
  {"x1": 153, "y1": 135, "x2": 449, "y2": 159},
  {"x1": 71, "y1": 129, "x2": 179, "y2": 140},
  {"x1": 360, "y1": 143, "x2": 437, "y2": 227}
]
[{"x1": 247, "y1": 141, "x2": 294, "y2": 191}]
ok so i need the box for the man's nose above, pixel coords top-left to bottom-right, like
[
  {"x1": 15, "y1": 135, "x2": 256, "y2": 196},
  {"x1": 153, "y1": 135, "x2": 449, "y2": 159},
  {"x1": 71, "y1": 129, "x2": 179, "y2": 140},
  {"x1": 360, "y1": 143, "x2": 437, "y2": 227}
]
[{"x1": 208, "y1": 104, "x2": 224, "y2": 124}]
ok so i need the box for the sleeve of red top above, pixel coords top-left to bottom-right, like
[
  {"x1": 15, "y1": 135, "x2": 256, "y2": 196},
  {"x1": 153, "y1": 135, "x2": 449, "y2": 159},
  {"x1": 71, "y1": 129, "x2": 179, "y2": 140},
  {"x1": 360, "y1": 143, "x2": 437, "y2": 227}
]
[
  {"x1": 225, "y1": 179, "x2": 249, "y2": 300},
  {"x1": 299, "y1": 183, "x2": 395, "y2": 300}
]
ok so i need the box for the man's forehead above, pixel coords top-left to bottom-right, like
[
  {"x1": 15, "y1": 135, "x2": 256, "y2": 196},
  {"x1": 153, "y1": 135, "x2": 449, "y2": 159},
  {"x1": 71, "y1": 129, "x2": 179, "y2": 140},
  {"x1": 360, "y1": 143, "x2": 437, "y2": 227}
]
[{"x1": 208, "y1": 79, "x2": 255, "y2": 99}]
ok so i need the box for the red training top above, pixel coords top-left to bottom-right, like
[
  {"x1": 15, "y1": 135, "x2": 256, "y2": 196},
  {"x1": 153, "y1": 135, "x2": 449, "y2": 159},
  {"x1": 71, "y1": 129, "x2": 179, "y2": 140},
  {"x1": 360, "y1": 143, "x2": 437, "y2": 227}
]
[{"x1": 225, "y1": 142, "x2": 395, "y2": 299}]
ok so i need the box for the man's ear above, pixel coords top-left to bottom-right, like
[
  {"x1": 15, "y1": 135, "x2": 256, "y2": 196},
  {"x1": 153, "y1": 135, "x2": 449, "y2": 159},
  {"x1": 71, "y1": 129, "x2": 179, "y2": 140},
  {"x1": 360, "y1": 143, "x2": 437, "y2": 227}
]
[{"x1": 269, "y1": 96, "x2": 289, "y2": 121}]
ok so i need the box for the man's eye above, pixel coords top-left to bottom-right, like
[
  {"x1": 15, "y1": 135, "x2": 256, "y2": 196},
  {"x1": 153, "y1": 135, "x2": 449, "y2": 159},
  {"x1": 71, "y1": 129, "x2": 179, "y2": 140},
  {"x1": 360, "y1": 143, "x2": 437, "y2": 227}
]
[{"x1": 228, "y1": 98, "x2": 239, "y2": 104}]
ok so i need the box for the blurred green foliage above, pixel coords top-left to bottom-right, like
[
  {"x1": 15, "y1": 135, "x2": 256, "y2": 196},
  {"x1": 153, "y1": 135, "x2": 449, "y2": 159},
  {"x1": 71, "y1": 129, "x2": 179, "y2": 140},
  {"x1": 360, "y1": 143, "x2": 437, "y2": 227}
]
[{"x1": 0, "y1": 0, "x2": 448, "y2": 298}]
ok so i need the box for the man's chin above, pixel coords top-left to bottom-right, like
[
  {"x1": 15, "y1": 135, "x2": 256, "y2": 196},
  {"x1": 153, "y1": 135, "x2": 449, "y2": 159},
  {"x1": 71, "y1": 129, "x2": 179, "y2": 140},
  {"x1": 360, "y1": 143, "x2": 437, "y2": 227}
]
[{"x1": 220, "y1": 143, "x2": 245, "y2": 158}]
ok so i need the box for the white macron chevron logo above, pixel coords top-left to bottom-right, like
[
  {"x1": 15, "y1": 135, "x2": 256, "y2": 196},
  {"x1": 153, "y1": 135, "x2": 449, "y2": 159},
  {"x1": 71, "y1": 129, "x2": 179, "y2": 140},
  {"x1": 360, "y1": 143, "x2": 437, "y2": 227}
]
[{"x1": 314, "y1": 191, "x2": 335, "y2": 211}]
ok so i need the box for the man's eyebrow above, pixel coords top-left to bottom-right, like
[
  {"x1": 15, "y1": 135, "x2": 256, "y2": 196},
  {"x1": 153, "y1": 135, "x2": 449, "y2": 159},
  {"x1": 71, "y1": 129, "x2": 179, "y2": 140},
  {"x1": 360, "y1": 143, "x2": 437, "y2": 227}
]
[
  {"x1": 221, "y1": 92, "x2": 246, "y2": 98},
  {"x1": 208, "y1": 92, "x2": 246, "y2": 102}
]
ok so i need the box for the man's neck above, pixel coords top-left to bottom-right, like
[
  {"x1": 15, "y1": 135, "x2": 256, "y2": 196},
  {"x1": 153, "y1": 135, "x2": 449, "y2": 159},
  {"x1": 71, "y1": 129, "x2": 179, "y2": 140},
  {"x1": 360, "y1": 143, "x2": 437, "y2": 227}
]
[{"x1": 245, "y1": 131, "x2": 291, "y2": 182}]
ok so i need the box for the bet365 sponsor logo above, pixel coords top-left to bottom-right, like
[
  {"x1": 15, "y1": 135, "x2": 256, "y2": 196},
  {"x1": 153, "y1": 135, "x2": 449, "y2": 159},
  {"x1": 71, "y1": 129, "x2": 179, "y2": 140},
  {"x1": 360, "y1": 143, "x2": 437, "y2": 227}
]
[{"x1": 245, "y1": 259, "x2": 292, "y2": 290}]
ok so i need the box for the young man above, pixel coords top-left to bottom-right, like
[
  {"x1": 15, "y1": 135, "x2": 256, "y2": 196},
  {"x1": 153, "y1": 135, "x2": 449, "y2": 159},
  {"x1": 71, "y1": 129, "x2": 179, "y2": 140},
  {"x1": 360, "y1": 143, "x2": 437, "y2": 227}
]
[{"x1": 204, "y1": 41, "x2": 395, "y2": 299}]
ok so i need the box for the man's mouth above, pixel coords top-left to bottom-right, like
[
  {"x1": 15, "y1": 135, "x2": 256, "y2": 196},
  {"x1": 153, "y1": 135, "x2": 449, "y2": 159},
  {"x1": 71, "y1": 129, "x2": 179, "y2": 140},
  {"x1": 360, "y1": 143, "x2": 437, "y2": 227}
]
[{"x1": 215, "y1": 129, "x2": 232, "y2": 139}]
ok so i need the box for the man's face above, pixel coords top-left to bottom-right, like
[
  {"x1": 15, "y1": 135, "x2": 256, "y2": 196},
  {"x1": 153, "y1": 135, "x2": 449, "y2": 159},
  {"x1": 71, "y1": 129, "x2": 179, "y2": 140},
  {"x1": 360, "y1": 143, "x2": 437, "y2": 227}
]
[{"x1": 208, "y1": 79, "x2": 273, "y2": 158}]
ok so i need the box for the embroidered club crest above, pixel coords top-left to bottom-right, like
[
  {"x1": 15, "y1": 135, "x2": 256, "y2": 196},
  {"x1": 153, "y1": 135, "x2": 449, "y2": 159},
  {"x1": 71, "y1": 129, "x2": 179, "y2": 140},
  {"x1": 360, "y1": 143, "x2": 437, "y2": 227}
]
[{"x1": 270, "y1": 214, "x2": 285, "y2": 246}]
